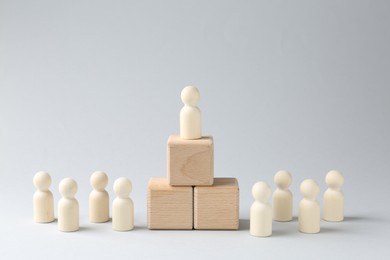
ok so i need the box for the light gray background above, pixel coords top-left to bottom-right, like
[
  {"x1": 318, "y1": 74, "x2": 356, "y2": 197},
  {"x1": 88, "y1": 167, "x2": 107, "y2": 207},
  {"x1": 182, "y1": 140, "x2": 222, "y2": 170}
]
[{"x1": 1, "y1": 0, "x2": 389, "y2": 259}]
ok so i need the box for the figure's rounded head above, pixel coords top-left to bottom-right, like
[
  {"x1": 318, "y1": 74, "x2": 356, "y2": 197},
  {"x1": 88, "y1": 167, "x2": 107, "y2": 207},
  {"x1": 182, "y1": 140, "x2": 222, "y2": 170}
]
[
  {"x1": 252, "y1": 181, "x2": 271, "y2": 203},
  {"x1": 325, "y1": 170, "x2": 344, "y2": 189},
  {"x1": 90, "y1": 171, "x2": 108, "y2": 191},
  {"x1": 33, "y1": 171, "x2": 51, "y2": 191},
  {"x1": 113, "y1": 177, "x2": 132, "y2": 198},
  {"x1": 59, "y1": 178, "x2": 78, "y2": 198},
  {"x1": 274, "y1": 170, "x2": 292, "y2": 189},
  {"x1": 300, "y1": 179, "x2": 319, "y2": 200},
  {"x1": 181, "y1": 86, "x2": 200, "y2": 106}
]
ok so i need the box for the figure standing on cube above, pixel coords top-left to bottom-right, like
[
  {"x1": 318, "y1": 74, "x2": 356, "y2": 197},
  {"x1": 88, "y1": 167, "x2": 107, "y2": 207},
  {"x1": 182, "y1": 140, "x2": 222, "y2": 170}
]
[
  {"x1": 148, "y1": 86, "x2": 239, "y2": 230},
  {"x1": 180, "y1": 86, "x2": 201, "y2": 140}
]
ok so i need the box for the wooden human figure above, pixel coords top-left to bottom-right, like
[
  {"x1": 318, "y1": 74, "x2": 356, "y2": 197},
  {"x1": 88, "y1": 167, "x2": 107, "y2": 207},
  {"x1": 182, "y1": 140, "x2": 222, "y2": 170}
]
[
  {"x1": 112, "y1": 177, "x2": 134, "y2": 231},
  {"x1": 180, "y1": 86, "x2": 201, "y2": 140},
  {"x1": 58, "y1": 178, "x2": 79, "y2": 232},
  {"x1": 250, "y1": 181, "x2": 272, "y2": 237},
  {"x1": 298, "y1": 179, "x2": 320, "y2": 234},
  {"x1": 272, "y1": 170, "x2": 293, "y2": 222},
  {"x1": 33, "y1": 171, "x2": 54, "y2": 223},
  {"x1": 89, "y1": 171, "x2": 109, "y2": 223},
  {"x1": 323, "y1": 170, "x2": 344, "y2": 222}
]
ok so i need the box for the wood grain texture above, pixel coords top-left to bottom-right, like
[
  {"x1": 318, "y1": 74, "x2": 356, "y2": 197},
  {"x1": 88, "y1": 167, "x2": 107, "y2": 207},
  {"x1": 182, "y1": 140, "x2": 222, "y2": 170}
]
[
  {"x1": 167, "y1": 135, "x2": 214, "y2": 186},
  {"x1": 147, "y1": 177, "x2": 193, "y2": 230},
  {"x1": 194, "y1": 178, "x2": 239, "y2": 230}
]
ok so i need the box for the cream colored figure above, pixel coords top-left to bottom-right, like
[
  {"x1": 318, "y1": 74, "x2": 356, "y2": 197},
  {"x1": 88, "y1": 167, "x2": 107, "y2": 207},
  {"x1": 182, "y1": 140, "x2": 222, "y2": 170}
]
[
  {"x1": 180, "y1": 86, "x2": 201, "y2": 140},
  {"x1": 58, "y1": 178, "x2": 79, "y2": 232},
  {"x1": 112, "y1": 177, "x2": 134, "y2": 231},
  {"x1": 323, "y1": 170, "x2": 344, "y2": 222},
  {"x1": 33, "y1": 171, "x2": 54, "y2": 223},
  {"x1": 89, "y1": 171, "x2": 109, "y2": 223},
  {"x1": 272, "y1": 170, "x2": 293, "y2": 222},
  {"x1": 298, "y1": 179, "x2": 320, "y2": 234},
  {"x1": 250, "y1": 182, "x2": 272, "y2": 237}
]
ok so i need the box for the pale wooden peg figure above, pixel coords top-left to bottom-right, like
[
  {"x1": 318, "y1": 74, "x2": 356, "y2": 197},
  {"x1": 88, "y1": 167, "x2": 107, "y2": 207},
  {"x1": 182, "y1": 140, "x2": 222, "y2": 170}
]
[
  {"x1": 250, "y1": 181, "x2": 272, "y2": 237},
  {"x1": 58, "y1": 178, "x2": 79, "y2": 232},
  {"x1": 112, "y1": 177, "x2": 134, "y2": 231},
  {"x1": 180, "y1": 86, "x2": 201, "y2": 140},
  {"x1": 89, "y1": 171, "x2": 109, "y2": 223},
  {"x1": 298, "y1": 179, "x2": 320, "y2": 234},
  {"x1": 272, "y1": 170, "x2": 293, "y2": 221},
  {"x1": 323, "y1": 170, "x2": 344, "y2": 222},
  {"x1": 33, "y1": 171, "x2": 54, "y2": 223}
]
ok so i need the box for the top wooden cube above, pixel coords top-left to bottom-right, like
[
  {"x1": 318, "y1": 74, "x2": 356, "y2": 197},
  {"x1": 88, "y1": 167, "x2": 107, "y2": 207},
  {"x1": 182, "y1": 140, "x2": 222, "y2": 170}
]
[{"x1": 167, "y1": 135, "x2": 214, "y2": 186}]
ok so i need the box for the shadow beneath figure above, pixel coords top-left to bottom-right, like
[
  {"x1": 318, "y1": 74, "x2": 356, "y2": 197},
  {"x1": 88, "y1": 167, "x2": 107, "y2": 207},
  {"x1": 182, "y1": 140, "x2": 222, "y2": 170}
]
[
  {"x1": 272, "y1": 219, "x2": 297, "y2": 237},
  {"x1": 239, "y1": 219, "x2": 250, "y2": 230},
  {"x1": 132, "y1": 225, "x2": 148, "y2": 231},
  {"x1": 240, "y1": 218, "x2": 300, "y2": 236},
  {"x1": 272, "y1": 228, "x2": 294, "y2": 237},
  {"x1": 343, "y1": 216, "x2": 384, "y2": 222},
  {"x1": 36, "y1": 218, "x2": 57, "y2": 224},
  {"x1": 320, "y1": 227, "x2": 340, "y2": 234},
  {"x1": 57, "y1": 226, "x2": 94, "y2": 233},
  {"x1": 273, "y1": 216, "x2": 297, "y2": 223},
  {"x1": 77, "y1": 226, "x2": 95, "y2": 232},
  {"x1": 241, "y1": 218, "x2": 298, "y2": 236},
  {"x1": 91, "y1": 218, "x2": 112, "y2": 224}
]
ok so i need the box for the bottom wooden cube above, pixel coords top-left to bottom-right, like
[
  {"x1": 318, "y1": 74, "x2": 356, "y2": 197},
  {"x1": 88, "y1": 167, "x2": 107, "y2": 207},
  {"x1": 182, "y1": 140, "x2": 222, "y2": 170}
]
[
  {"x1": 194, "y1": 178, "x2": 239, "y2": 230},
  {"x1": 147, "y1": 177, "x2": 193, "y2": 229}
]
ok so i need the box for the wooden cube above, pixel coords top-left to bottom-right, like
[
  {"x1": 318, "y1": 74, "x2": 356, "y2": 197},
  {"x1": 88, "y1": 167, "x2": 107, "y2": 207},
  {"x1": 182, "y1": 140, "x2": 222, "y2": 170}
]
[
  {"x1": 147, "y1": 177, "x2": 193, "y2": 229},
  {"x1": 194, "y1": 178, "x2": 239, "y2": 230},
  {"x1": 167, "y1": 135, "x2": 214, "y2": 186}
]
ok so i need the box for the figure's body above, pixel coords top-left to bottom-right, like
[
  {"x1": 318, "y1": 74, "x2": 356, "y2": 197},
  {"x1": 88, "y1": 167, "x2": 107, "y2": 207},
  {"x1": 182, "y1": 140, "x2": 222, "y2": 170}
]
[
  {"x1": 298, "y1": 179, "x2": 320, "y2": 234},
  {"x1": 58, "y1": 178, "x2": 79, "y2": 232},
  {"x1": 180, "y1": 86, "x2": 201, "y2": 140},
  {"x1": 112, "y1": 177, "x2": 134, "y2": 231},
  {"x1": 272, "y1": 170, "x2": 293, "y2": 221},
  {"x1": 323, "y1": 170, "x2": 344, "y2": 222},
  {"x1": 89, "y1": 171, "x2": 109, "y2": 223},
  {"x1": 33, "y1": 171, "x2": 54, "y2": 223},
  {"x1": 250, "y1": 181, "x2": 272, "y2": 237}
]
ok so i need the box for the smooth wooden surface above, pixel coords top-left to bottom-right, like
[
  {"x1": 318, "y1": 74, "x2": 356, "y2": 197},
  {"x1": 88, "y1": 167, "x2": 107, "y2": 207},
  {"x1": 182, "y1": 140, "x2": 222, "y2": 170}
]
[
  {"x1": 58, "y1": 178, "x2": 79, "y2": 232},
  {"x1": 33, "y1": 171, "x2": 54, "y2": 223},
  {"x1": 323, "y1": 170, "x2": 344, "y2": 222},
  {"x1": 89, "y1": 171, "x2": 109, "y2": 223},
  {"x1": 112, "y1": 177, "x2": 134, "y2": 231},
  {"x1": 194, "y1": 178, "x2": 239, "y2": 230},
  {"x1": 147, "y1": 177, "x2": 193, "y2": 229},
  {"x1": 250, "y1": 182, "x2": 272, "y2": 237},
  {"x1": 180, "y1": 86, "x2": 202, "y2": 140},
  {"x1": 272, "y1": 170, "x2": 293, "y2": 222},
  {"x1": 298, "y1": 179, "x2": 320, "y2": 234},
  {"x1": 167, "y1": 135, "x2": 214, "y2": 186}
]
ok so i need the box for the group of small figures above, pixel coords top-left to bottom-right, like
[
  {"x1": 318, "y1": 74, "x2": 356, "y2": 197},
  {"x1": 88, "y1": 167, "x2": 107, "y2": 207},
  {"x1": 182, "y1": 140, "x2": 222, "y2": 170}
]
[
  {"x1": 33, "y1": 171, "x2": 134, "y2": 232},
  {"x1": 250, "y1": 170, "x2": 344, "y2": 237},
  {"x1": 33, "y1": 169, "x2": 344, "y2": 235}
]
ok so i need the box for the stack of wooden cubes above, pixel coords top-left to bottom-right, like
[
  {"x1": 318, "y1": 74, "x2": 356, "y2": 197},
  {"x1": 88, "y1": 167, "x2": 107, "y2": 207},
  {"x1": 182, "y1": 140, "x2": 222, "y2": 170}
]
[{"x1": 147, "y1": 87, "x2": 239, "y2": 230}]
